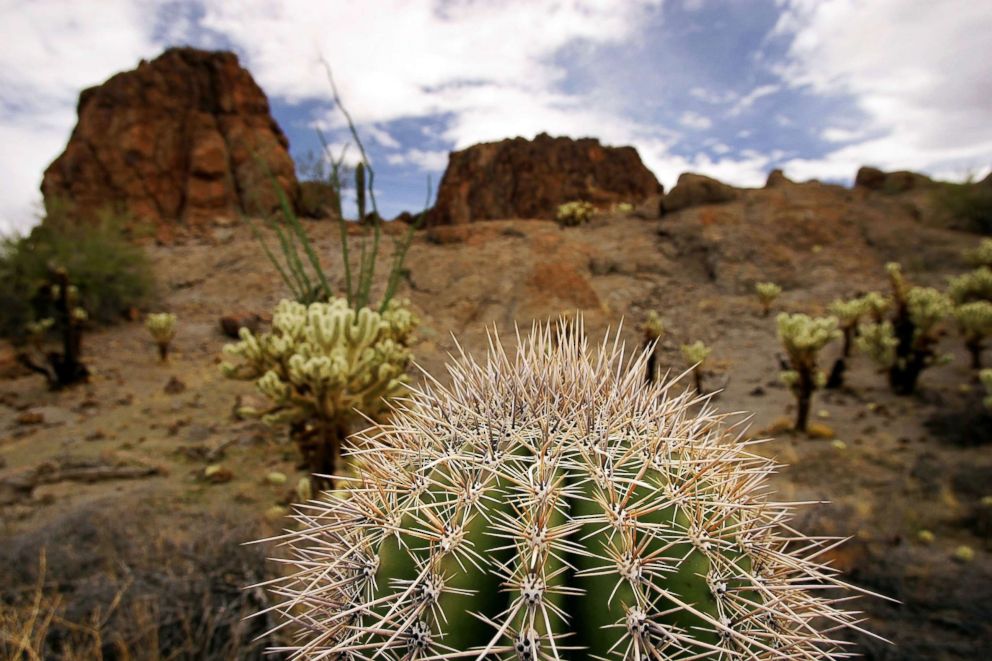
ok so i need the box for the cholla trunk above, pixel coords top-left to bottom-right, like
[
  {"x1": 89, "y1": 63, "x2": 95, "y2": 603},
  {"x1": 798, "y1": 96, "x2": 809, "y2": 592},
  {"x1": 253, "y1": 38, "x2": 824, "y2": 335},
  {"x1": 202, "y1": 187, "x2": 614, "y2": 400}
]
[
  {"x1": 257, "y1": 320, "x2": 884, "y2": 659},
  {"x1": 966, "y1": 337, "x2": 983, "y2": 369},
  {"x1": 157, "y1": 342, "x2": 169, "y2": 362},
  {"x1": 292, "y1": 418, "x2": 347, "y2": 491}
]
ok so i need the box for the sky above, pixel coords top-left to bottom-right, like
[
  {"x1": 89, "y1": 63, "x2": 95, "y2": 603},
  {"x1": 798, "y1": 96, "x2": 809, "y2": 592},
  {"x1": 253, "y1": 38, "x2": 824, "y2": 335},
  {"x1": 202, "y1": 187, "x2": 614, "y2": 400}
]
[{"x1": 1, "y1": 0, "x2": 991, "y2": 233}]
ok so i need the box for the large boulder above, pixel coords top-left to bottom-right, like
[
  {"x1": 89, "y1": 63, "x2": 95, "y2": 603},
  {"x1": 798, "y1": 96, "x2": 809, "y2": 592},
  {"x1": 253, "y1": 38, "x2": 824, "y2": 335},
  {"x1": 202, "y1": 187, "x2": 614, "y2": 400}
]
[
  {"x1": 426, "y1": 132, "x2": 661, "y2": 226},
  {"x1": 855, "y1": 166, "x2": 933, "y2": 194},
  {"x1": 662, "y1": 173, "x2": 738, "y2": 213},
  {"x1": 42, "y1": 47, "x2": 299, "y2": 240}
]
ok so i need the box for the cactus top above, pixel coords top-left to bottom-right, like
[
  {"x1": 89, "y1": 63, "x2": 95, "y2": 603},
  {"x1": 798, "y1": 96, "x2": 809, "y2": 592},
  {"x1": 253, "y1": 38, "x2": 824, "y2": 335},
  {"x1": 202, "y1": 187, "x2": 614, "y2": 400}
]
[{"x1": 263, "y1": 320, "x2": 878, "y2": 659}]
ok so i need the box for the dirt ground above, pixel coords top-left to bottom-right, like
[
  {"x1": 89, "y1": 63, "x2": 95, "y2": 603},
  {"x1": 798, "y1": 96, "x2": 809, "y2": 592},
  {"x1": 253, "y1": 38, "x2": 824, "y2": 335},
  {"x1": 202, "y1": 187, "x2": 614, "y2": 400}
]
[{"x1": 1, "y1": 180, "x2": 991, "y2": 659}]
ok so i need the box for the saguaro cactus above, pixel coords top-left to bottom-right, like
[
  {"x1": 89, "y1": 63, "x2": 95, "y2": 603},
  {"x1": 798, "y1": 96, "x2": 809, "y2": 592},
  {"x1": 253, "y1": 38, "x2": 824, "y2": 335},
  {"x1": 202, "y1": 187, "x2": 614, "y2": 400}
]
[
  {"x1": 777, "y1": 313, "x2": 839, "y2": 432},
  {"x1": 145, "y1": 312, "x2": 177, "y2": 362},
  {"x1": 260, "y1": 320, "x2": 879, "y2": 659},
  {"x1": 223, "y1": 297, "x2": 417, "y2": 487}
]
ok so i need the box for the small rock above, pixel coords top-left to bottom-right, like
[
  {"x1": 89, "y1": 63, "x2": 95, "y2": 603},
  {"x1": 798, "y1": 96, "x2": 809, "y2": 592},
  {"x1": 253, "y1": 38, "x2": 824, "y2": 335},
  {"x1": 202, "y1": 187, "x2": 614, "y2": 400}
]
[
  {"x1": 806, "y1": 422, "x2": 835, "y2": 439},
  {"x1": 830, "y1": 439, "x2": 847, "y2": 450},
  {"x1": 164, "y1": 376, "x2": 186, "y2": 394},
  {"x1": 220, "y1": 312, "x2": 262, "y2": 339},
  {"x1": 296, "y1": 477, "x2": 313, "y2": 502},
  {"x1": 748, "y1": 386, "x2": 766, "y2": 397},
  {"x1": 204, "y1": 464, "x2": 233, "y2": 484},
  {"x1": 953, "y1": 545, "x2": 975, "y2": 563},
  {"x1": 16, "y1": 411, "x2": 44, "y2": 426},
  {"x1": 266, "y1": 471, "x2": 287, "y2": 486},
  {"x1": 817, "y1": 409, "x2": 830, "y2": 419},
  {"x1": 85, "y1": 430, "x2": 107, "y2": 441}
]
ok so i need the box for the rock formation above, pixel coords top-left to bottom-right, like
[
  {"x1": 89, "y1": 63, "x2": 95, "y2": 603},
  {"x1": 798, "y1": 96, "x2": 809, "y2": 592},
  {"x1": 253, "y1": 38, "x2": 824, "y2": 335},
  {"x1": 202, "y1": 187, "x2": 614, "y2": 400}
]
[
  {"x1": 765, "y1": 168, "x2": 794, "y2": 188},
  {"x1": 855, "y1": 166, "x2": 933, "y2": 194},
  {"x1": 426, "y1": 132, "x2": 661, "y2": 226},
  {"x1": 662, "y1": 172, "x2": 738, "y2": 213},
  {"x1": 42, "y1": 47, "x2": 299, "y2": 241}
]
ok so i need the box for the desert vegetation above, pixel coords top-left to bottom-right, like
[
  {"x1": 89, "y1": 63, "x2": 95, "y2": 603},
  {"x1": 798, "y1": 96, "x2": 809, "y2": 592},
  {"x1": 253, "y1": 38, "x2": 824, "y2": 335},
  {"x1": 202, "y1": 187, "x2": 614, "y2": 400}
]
[{"x1": 3, "y1": 51, "x2": 992, "y2": 661}]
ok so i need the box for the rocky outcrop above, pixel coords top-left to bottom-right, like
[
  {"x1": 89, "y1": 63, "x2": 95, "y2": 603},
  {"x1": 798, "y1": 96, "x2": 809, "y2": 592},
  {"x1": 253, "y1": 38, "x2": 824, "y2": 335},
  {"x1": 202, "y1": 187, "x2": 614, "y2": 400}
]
[
  {"x1": 42, "y1": 47, "x2": 299, "y2": 241},
  {"x1": 855, "y1": 166, "x2": 933, "y2": 194},
  {"x1": 662, "y1": 173, "x2": 738, "y2": 213},
  {"x1": 765, "y1": 169, "x2": 794, "y2": 188},
  {"x1": 426, "y1": 133, "x2": 661, "y2": 226}
]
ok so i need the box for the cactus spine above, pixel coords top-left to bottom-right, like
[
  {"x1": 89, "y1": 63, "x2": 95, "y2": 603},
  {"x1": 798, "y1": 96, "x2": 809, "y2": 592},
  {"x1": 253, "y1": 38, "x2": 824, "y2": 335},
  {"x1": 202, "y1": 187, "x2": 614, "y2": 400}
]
[
  {"x1": 146, "y1": 312, "x2": 177, "y2": 362},
  {"x1": 261, "y1": 320, "x2": 878, "y2": 658}
]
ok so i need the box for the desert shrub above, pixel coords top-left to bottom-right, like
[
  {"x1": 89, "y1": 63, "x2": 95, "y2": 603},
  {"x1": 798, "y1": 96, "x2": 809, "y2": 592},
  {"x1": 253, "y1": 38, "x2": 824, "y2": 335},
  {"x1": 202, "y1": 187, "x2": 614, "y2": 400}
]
[
  {"x1": 250, "y1": 66, "x2": 421, "y2": 310},
  {"x1": 933, "y1": 178, "x2": 992, "y2": 233},
  {"x1": 222, "y1": 297, "x2": 418, "y2": 489},
  {"x1": 754, "y1": 281, "x2": 781, "y2": 316},
  {"x1": 966, "y1": 237, "x2": 992, "y2": 268},
  {"x1": 778, "y1": 313, "x2": 839, "y2": 431},
  {"x1": 258, "y1": 320, "x2": 878, "y2": 657},
  {"x1": 555, "y1": 200, "x2": 595, "y2": 226},
  {"x1": 0, "y1": 507, "x2": 278, "y2": 660},
  {"x1": 0, "y1": 203, "x2": 153, "y2": 341}
]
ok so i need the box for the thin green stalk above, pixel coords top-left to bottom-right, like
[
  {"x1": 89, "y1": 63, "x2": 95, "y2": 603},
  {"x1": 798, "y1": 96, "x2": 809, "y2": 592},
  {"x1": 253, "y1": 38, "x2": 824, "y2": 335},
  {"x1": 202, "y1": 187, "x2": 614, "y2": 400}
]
[{"x1": 243, "y1": 213, "x2": 303, "y2": 300}]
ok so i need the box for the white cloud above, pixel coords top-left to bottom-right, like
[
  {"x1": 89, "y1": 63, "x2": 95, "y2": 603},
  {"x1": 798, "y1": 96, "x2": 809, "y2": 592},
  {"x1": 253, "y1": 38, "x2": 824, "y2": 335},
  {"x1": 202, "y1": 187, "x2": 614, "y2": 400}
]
[
  {"x1": 386, "y1": 148, "x2": 449, "y2": 172},
  {"x1": 0, "y1": 0, "x2": 164, "y2": 233},
  {"x1": 364, "y1": 125, "x2": 401, "y2": 150},
  {"x1": 773, "y1": 0, "x2": 992, "y2": 180},
  {"x1": 679, "y1": 111, "x2": 713, "y2": 130},
  {"x1": 726, "y1": 83, "x2": 779, "y2": 116},
  {"x1": 821, "y1": 127, "x2": 865, "y2": 143}
]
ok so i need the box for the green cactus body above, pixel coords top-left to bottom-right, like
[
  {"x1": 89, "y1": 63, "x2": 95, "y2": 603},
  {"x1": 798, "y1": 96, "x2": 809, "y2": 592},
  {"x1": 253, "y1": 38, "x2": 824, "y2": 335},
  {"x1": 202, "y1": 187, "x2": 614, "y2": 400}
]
[
  {"x1": 264, "y1": 321, "x2": 873, "y2": 658},
  {"x1": 556, "y1": 200, "x2": 595, "y2": 226}
]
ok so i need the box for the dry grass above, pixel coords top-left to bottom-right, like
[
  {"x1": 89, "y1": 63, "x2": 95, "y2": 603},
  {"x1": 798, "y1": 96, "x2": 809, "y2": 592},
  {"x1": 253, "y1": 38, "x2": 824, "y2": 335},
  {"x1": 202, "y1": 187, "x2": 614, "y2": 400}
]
[{"x1": 0, "y1": 503, "x2": 285, "y2": 660}]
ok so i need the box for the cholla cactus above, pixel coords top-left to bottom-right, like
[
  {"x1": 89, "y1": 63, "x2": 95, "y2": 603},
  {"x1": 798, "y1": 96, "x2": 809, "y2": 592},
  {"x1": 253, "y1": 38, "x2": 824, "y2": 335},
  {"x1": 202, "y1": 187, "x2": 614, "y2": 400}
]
[
  {"x1": 754, "y1": 282, "x2": 782, "y2": 317},
  {"x1": 640, "y1": 311, "x2": 665, "y2": 383},
  {"x1": 613, "y1": 201, "x2": 634, "y2": 214},
  {"x1": 146, "y1": 312, "x2": 177, "y2": 361},
  {"x1": 555, "y1": 200, "x2": 595, "y2": 227},
  {"x1": 261, "y1": 320, "x2": 881, "y2": 658},
  {"x1": 954, "y1": 301, "x2": 992, "y2": 368},
  {"x1": 680, "y1": 340, "x2": 711, "y2": 393},
  {"x1": 858, "y1": 264, "x2": 951, "y2": 394},
  {"x1": 17, "y1": 268, "x2": 88, "y2": 389},
  {"x1": 948, "y1": 266, "x2": 992, "y2": 304},
  {"x1": 965, "y1": 238, "x2": 992, "y2": 268},
  {"x1": 777, "y1": 313, "x2": 839, "y2": 432},
  {"x1": 223, "y1": 297, "x2": 417, "y2": 486},
  {"x1": 981, "y1": 369, "x2": 992, "y2": 409}
]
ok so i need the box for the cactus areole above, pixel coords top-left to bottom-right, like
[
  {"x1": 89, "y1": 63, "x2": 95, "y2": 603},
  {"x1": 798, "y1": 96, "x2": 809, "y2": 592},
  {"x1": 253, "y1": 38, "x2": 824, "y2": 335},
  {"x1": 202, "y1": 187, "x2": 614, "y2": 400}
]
[{"x1": 263, "y1": 320, "x2": 877, "y2": 659}]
